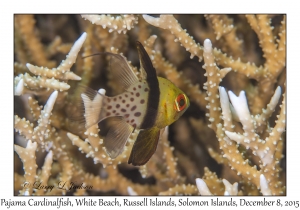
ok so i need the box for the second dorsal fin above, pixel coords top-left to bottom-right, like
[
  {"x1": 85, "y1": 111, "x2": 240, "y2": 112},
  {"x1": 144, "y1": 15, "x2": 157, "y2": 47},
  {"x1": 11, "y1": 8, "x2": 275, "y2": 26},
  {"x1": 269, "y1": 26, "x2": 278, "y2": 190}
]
[{"x1": 106, "y1": 52, "x2": 139, "y2": 90}]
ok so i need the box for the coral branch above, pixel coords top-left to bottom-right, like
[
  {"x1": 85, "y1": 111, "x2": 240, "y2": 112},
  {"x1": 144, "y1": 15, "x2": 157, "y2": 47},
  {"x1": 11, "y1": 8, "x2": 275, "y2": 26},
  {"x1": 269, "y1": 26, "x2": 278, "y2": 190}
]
[
  {"x1": 14, "y1": 140, "x2": 38, "y2": 195},
  {"x1": 196, "y1": 170, "x2": 239, "y2": 195},
  {"x1": 159, "y1": 184, "x2": 199, "y2": 195},
  {"x1": 14, "y1": 15, "x2": 51, "y2": 67},
  {"x1": 256, "y1": 15, "x2": 278, "y2": 75},
  {"x1": 221, "y1": 86, "x2": 285, "y2": 194},
  {"x1": 205, "y1": 15, "x2": 234, "y2": 41},
  {"x1": 143, "y1": 15, "x2": 203, "y2": 61},
  {"x1": 260, "y1": 174, "x2": 271, "y2": 195},
  {"x1": 82, "y1": 15, "x2": 138, "y2": 34},
  {"x1": 203, "y1": 38, "x2": 231, "y2": 131},
  {"x1": 255, "y1": 86, "x2": 282, "y2": 133},
  {"x1": 14, "y1": 78, "x2": 24, "y2": 96},
  {"x1": 35, "y1": 151, "x2": 53, "y2": 195},
  {"x1": 26, "y1": 32, "x2": 86, "y2": 80},
  {"x1": 219, "y1": 87, "x2": 233, "y2": 131},
  {"x1": 15, "y1": 91, "x2": 58, "y2": 150},
  {"x1": 223, "y1": 179, "x2": 238, "y2": 195},
  {"x1": 196, "y1": 178, "x2": 212, "y2": 195},
  {"x1": 277, "y1": 16, "x2": 286, "y2": 68},
  {"x1": 14, "y1": 33, "x2": 85, "y2": 95},
  {"x1": 205, "y1": 15, "x2": 243, "y2": 58}
]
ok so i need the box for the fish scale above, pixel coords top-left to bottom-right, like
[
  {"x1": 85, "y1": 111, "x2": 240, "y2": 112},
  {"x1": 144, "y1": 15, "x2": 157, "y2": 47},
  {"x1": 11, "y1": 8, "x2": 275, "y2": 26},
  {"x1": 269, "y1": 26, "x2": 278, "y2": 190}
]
[{"x1": 100, "y1": 81, "x2": 149, "y2": 129}]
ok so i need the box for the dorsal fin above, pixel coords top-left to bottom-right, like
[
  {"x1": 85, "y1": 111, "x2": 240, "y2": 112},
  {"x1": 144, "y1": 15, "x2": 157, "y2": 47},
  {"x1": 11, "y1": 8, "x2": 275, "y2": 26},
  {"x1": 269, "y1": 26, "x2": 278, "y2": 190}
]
[
  {"x1": 136, "y1": 41, "x2": 157, "y2": 80},
  {"x1": 106, "y1": 52, "x2": 139, "y2": 90},
  {"x1": 83, "y1": 52, "x2": 138, "y2": 90}
]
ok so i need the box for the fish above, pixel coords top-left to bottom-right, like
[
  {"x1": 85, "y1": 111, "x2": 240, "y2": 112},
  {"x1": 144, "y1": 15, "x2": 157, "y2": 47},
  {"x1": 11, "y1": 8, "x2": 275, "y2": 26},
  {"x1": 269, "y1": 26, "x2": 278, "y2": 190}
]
[{"x1": 80, "y1": 41, "x2": 190, "y2": 166}]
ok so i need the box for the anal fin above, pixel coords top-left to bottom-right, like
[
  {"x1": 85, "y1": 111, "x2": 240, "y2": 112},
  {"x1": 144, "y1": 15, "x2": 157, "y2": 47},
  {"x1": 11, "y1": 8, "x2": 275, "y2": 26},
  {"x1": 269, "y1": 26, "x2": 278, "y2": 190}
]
[
  {"x1": 128, "y1": 126, "x2": 161, "y2": 166},
  {"x1": 105, "y1": 118, "x2": 134, "y2": 159}
]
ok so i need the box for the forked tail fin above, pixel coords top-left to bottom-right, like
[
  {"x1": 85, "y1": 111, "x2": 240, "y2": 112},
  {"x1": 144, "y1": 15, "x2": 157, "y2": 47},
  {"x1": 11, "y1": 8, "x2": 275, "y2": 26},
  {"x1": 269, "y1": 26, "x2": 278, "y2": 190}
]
[
  {"x1": 80, "y1": 87, "x2": 107, "y2": 129},
  {"x1": 67, "y1": 85, "x2": 108, "y2": 131}
]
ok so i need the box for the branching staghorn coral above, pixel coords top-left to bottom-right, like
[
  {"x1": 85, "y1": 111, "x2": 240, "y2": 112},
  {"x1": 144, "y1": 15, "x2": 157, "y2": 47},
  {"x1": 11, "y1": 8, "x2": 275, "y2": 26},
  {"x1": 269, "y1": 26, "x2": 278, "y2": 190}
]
[
  {"x1": 14, "y1": 32, "x2": 84, "y2": 96},
  {"x1": 220, "y1": 85, "x2": 285, "y2": 194},
  {"x1": 196, "y1": 167, "x2": 240, "y2": 196},
  {"x1": 14, "y1": 14, "x2": 286, "y2": 196},
  {"x1": 81, "y1": 15, "x2": 138, "y2": 34}
]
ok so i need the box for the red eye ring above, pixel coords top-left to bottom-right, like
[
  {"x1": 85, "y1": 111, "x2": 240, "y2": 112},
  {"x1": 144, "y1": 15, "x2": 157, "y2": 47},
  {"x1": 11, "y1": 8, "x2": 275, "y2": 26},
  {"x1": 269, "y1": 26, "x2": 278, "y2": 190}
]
[{"x1": 174, "y1": 94, "x2": 187, "y2": 112}]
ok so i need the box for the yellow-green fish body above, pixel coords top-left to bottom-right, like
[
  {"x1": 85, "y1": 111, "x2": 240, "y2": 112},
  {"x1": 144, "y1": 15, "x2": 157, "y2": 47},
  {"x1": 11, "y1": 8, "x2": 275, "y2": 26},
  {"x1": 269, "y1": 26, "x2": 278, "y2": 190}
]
[
  {"x1": 155, "y1": 77, "x2": 189, "y2": 128},
  {"x1": 81, "y1": 42, "x2": 189, "y2": 166}
]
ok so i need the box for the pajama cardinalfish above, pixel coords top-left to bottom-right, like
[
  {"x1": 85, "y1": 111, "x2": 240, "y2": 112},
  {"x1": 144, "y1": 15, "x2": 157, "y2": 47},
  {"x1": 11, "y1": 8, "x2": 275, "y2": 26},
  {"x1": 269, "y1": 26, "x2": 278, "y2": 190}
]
[{"x1": 81, "y1": 41, "x2": 190, "y2": 166}]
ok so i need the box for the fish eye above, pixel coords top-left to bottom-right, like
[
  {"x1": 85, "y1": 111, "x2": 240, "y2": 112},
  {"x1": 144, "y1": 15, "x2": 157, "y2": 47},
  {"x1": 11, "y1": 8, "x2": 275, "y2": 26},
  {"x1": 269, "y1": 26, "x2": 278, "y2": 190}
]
[
  {"x1": 179, "y1": 98, "x2": 185, "y2": 106},
  {"x1": 174, "y1": 94, "x2": 187, "y2": 112}
]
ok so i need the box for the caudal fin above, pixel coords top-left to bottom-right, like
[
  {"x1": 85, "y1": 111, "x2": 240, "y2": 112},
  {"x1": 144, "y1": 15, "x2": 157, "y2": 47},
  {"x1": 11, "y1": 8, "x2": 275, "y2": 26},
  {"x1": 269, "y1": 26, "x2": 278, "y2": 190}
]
[
  {"x1": 80, "y1": 87, "x2": 107, "y2": 128},
  {"x1": 67, "y1": 85, "x2": 107, "y2": 130}
]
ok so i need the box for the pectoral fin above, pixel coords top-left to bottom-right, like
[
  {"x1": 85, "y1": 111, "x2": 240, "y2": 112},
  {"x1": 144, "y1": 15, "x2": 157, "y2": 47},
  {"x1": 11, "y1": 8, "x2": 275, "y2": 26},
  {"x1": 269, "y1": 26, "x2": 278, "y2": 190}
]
[{"x1": 128, "y1": 126, "x2": 161, "y2": 166}]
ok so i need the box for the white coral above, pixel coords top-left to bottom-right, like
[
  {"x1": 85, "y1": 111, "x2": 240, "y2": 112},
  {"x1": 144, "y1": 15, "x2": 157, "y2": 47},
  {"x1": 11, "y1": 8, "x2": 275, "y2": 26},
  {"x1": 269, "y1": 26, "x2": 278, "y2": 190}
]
[{"x1": 196, "y1": 178, "x2": 238, "y2": 195}]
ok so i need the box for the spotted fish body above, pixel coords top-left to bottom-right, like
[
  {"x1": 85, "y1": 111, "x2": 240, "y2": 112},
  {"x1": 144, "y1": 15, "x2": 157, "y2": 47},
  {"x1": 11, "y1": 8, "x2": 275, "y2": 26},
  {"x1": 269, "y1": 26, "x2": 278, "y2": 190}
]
[
  {"x1": 81, "y1": 42, "x2": 190, "y2": 166},
  {"x1": 100, "y1": 81, "x2": 150, "y2": 129}
]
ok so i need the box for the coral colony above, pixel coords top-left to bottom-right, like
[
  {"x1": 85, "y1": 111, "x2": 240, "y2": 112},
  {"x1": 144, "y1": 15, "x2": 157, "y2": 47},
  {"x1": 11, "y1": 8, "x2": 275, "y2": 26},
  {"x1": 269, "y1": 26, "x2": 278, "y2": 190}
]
[{"x1": 14, "y1": 14, "x2": 286, "y2": 195}]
